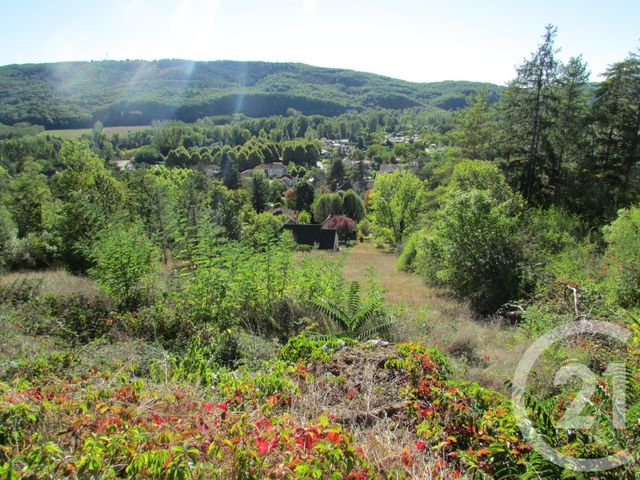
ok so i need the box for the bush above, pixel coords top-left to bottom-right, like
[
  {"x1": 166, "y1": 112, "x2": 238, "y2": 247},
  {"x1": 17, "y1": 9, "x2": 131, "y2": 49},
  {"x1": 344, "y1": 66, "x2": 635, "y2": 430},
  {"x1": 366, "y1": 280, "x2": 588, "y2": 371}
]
[
  {"x1": 603, "y1": 206, "x2": 640, "y2": 308},
  {"x1": 437, "y1": 190, "x2": 522, "y2": 313},
  {"x1": 278, "y1": 334, "x2": 356, "y2": 363},
  {"x1": 322, "y1": 215, "x2": 356, "y2": 241},
  {"x1": 312, "y1": 193, "x2": 342, "y2": 223},
  {"x1": 242, "y1": 212, "x2": 282, "y2": 248},
  {"x1": 134, "y1": 145, "x2": 163, "y2": 164},
  {"x1": 24, "y1": 293, "x2": 112, "y2": 344},
  {"x1": 126, "y1": 302, "x2": 195, "y2": 347},
  {"x1": 10, "y1": 232, "x2": 59, "y2": 269},
  {"x1": 396, "y1": 230, "x2": 425, "y2": 272},
  {"x1": 357, "y1": 218, "x2": 371, "y2": 238},
  {"x1": 89, "y1": 222, "x2": 159, "y2": 310},
  {"x1": 368, "y1": 171, "x2": 426, "y2": 244},
  {"x1": 0, "y1": 207, "x2": 17, "y2": 270},
  {"x1": 341, "y1": 190, "x2": 366, "y2": 222},
  {"x1": 297, "y1": 210, "x2": 312, "y2": 224},
  {"x1": 413, "y1": 161, "x2": 525, "y2": 314},
  {"x1": 518, "y1": 207, "x2": 585, "y2": 294}
]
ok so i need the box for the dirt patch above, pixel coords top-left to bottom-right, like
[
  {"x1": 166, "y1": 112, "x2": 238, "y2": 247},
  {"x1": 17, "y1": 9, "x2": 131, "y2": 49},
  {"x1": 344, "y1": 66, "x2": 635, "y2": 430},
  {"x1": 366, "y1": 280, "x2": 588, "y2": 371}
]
[{"x1": 290, "y1": 343, "x2": 409, "y2": 428}]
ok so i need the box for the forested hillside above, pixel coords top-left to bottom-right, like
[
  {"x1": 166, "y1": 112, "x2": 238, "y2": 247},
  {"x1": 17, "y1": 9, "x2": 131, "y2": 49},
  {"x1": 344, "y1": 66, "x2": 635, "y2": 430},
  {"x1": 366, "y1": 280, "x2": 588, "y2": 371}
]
[{"x1": 0, "y1": 59, "x2": 500, "y2": 128}]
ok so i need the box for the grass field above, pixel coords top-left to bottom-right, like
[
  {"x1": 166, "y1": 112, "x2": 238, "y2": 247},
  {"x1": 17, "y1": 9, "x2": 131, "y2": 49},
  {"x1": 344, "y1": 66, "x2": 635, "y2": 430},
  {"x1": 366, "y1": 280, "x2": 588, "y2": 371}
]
[
  {"x1": 340, "y1": 242, "x2": 527, "y2": 392},
  {"x1": 39, "y1": 125, "x2": 151, "y2": 139}
]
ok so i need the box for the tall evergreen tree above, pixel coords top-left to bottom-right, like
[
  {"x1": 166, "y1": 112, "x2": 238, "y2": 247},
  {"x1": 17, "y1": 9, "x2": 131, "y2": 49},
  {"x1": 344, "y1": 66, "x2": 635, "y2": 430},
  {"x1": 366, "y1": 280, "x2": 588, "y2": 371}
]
[
  {"x1": 328, "y1": 158, "x2": 346, "y2": 190},
  {"x1": 589, "y1": 51, "x2": 640, "y2": 214},
  {"x1": 550, "y1": 55, "x2": 590, "y2": 202},
  {"x1": 251, "y1": 172, "x2": 268, "y2": 213},
  {"x1": 451, "y1": 89, "x2": 495, "y2": 160},
  {"x1": 294, "y1": 181, "x2": 315, "y2": 213},
  {"x1": 498, "y1": 25, "x2": 559, "y2": 204}
]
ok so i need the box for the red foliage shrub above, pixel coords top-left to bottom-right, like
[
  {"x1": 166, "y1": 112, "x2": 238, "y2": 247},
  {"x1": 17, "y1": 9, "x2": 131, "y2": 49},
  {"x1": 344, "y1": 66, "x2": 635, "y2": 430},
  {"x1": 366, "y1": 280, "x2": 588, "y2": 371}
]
[{"x1": 323, "y1": 215, "x2": 356, "y2": 241}]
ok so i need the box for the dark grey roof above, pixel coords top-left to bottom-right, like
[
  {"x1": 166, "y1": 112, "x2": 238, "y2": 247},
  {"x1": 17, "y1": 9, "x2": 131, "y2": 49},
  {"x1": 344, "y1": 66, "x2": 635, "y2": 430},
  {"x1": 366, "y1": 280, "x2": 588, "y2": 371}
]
[{"x1": 281, "y1": 223, "x2": 338, "y2": 250}]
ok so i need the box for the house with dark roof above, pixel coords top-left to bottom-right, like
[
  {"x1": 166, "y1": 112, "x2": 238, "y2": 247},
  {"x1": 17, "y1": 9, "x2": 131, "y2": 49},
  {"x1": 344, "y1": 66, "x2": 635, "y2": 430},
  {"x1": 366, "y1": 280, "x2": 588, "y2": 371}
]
[
  {"x1": 269, "y1": 207, "x2": 297, "y2": 221},
  {"x1": 337, "y1": 181, "x2": 353, "y2": 192},
  {"x1": 278, "y1": 175, "x2": 297, "y2": 188},
  {"x1": 281, "y1": 222, "x2": 339, "y2": 251}
]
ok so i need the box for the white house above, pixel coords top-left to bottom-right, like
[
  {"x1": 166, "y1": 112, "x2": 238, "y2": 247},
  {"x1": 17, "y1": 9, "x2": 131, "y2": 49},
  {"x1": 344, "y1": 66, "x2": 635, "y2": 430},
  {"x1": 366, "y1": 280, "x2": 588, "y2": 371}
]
[{"x1": 255, "y1": 162, "x2": 287, "y2": 178}]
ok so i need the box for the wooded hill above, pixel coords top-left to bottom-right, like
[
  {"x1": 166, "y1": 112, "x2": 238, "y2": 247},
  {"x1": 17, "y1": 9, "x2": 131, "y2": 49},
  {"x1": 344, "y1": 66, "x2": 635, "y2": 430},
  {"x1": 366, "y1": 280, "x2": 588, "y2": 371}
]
[{"x1": 0, "y1": 59, "x2": 500, "y2": 129}]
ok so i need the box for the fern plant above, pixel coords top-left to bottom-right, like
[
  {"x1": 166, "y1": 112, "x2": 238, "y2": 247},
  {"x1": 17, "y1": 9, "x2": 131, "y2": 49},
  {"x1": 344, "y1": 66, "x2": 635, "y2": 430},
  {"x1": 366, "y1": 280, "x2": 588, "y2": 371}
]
[{"x1": 310, "y1": 281, "x2": 393, "y2": 340}]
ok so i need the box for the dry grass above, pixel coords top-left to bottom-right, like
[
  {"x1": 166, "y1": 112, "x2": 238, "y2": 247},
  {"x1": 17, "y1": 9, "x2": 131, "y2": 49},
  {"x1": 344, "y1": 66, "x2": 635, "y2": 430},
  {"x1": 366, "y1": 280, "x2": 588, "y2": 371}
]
[
  {"x1": 0, "y1": 269, "x2": 105, "y2": 301},
  {"x1": 336, "y1": 243, "x2": 529, "y2": 392},
  {"x1": 289, "y1": 343, "x2": 443, "y2": 477}
]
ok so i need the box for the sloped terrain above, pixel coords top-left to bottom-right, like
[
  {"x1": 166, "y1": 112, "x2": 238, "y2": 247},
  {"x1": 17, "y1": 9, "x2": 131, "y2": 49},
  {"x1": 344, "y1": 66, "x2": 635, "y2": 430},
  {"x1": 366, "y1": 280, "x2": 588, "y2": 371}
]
[{"x1": 0, "y1": 60, "x2": 500, "y2": 128}]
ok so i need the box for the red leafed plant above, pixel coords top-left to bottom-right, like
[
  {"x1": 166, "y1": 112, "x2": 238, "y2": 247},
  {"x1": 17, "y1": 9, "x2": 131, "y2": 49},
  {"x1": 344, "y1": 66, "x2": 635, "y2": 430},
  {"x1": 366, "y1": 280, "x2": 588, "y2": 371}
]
[{"x1": 323, "y1": 215, "x2": 357, "y2": 241}]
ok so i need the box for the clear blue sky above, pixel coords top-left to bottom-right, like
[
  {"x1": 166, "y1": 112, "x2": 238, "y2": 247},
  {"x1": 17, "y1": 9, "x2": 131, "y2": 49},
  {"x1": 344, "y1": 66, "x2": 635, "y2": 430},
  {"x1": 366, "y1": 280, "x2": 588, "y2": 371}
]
[{"x1": 0, "y1": 0, "x2": 638, "y2": 84}]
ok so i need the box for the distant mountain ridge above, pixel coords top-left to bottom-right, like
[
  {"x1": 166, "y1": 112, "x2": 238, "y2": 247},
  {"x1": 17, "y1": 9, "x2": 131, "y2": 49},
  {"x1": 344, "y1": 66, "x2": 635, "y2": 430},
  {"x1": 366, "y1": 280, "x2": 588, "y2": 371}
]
[{"x1": 0, "y1": 59, "x2": 501, "y2": 129}]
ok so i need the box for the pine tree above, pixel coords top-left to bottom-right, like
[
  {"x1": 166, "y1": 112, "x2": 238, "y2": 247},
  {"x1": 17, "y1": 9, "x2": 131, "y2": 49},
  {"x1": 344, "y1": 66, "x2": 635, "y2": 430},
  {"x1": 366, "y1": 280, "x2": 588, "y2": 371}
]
[
  {"x1": 251, "y1": 172, "x2": 268, "y2": 213},
  {"x1": 590, "y1": 51, "x2": 640, "y2": 210},
  {"x1": 498, "y1": 25, "x2": 559, "y2": 204},
  {"x1": 451, "y1": 89, "x2": 495, "y2": 160}
]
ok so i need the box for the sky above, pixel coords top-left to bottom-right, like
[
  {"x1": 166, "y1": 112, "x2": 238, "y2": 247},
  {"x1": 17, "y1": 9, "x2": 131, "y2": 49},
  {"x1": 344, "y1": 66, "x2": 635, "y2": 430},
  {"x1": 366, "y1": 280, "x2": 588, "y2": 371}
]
[{"x1": 0, "y1": 0, "x2": 638, "y2": 85}]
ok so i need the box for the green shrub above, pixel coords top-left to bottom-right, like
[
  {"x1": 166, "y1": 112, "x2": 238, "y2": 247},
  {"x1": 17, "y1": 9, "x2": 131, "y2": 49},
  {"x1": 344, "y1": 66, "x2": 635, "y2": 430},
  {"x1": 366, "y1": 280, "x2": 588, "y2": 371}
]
[
  {"x1": 310, "y1": 280, "x2": 394, "y2": 340},
  {"x1": 341, "y1": 190, "x2": 365, "y2": 222},
  {"x1": 357, "y1": 218, "x2": 371, "y2": 238},
  {"x1": 518, "y1": 207, "x2": 585, "y2": 293},
  {"x1": 448, "y1": 159, "x2": 509, "y2": 198},
  {"x1": 603, "y1": 206, "x2": 640, "y2": 308},
  {"x1": 312, "y1": 193, "x2": 342, "y2": 222},
  {"x1": 297, "y1": 210, "x2": 312, "y2": 224},
  {"x1": 396, "y1": 229, "x2": 425, "y2": 272},
  {"x1": 414, "y1": 161, "x2": 525, "y2": 314},
  {"x1": 242, "y1": 212, "x2": 282, "y2": 249},
  {"x1": 413, "y1": 231, "x2": 445, "y2": 286},
  {"x1": 425, "y1": 190, "x2": 523, "y2": 313},
  {"x1": 0, "y1": 207, "x2": 17, "y2": 270},
  {"x1": 89, "y1": 222, "x2": 159, "y2": 310},
  {"x1": 126, "y1": 302, "x2": 194, "y2": 347},
  {"x1": 24, "y1": 294, "x2": 112, "y2": 344},
  {"x1": 368, "y1": 171, "x2": 426, "y2": 244},
  {"x1": 10, "y1": 232, "x2": 60, "y2": 269},
  {"x1": 278, "y1": 334, "x2": 356, "y2": 363}
]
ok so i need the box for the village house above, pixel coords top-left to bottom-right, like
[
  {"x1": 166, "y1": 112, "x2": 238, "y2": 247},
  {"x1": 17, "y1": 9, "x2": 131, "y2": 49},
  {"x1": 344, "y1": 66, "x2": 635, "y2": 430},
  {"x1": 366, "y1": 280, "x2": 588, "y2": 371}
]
[
  {"x1": 378, "y1": 163, "x2": 404, "y2": 175},
  {"x1": 255, "y1": 162, "x2": 287, "y2": 178},
  {"x1": 281, "y1": 220, "x2": 339, "y2": 251},
  {"x1": 112, "y1": 158, "x2": 134, "y2": 171},
  {"x1": 278, "y1": 175, "x2": 297, "y2": 188}
]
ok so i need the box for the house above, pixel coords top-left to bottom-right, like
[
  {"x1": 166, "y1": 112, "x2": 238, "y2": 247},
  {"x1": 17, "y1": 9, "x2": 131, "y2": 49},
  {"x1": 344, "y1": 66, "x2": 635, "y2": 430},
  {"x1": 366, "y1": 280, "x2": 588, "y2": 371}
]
[
  {"x1": 378, "y1": 164, "x2": 404, "y2": 175},
  {"x1": 337, "y1": 181, "x2": 353, "y2": 192},
  {"x1": 112, "y1": 158, "x2": 134, "y2": 171},
  {"x1": 269, "y1": 207, "x2": 296, "y2": 221},
  {"x1": 281, "y1": 222, "x2": 339, "y2": 251},
  {"x1": 364, "y1": 178, "x2": 375, "y2": 190},
  {"x1": 256, "y1": 162, "x2": 287, "y2": 178},
  {"x1": 278, "y1": 175, "x2": 297, "y2": 188},
  {"x1": 202, "y1": 164, "x2": 220, "y2": 178},
  {"x1": 318, "y1": 229, "x2": 340, "y2": 250}
]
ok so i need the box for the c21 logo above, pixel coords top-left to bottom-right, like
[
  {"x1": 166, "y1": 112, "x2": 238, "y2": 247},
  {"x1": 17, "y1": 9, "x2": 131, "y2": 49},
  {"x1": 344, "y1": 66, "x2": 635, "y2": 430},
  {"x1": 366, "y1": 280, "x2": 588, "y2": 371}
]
[{"x1": 511, "y1": 320, "x2": 636, "y2": 472}]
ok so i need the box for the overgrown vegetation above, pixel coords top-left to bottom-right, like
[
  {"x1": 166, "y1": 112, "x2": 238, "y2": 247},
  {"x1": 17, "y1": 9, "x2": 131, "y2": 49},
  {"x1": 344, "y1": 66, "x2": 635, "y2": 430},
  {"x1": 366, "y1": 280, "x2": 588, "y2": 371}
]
[{"x1": 0, "y1": 25, "x2": 639, "y2": 479}]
